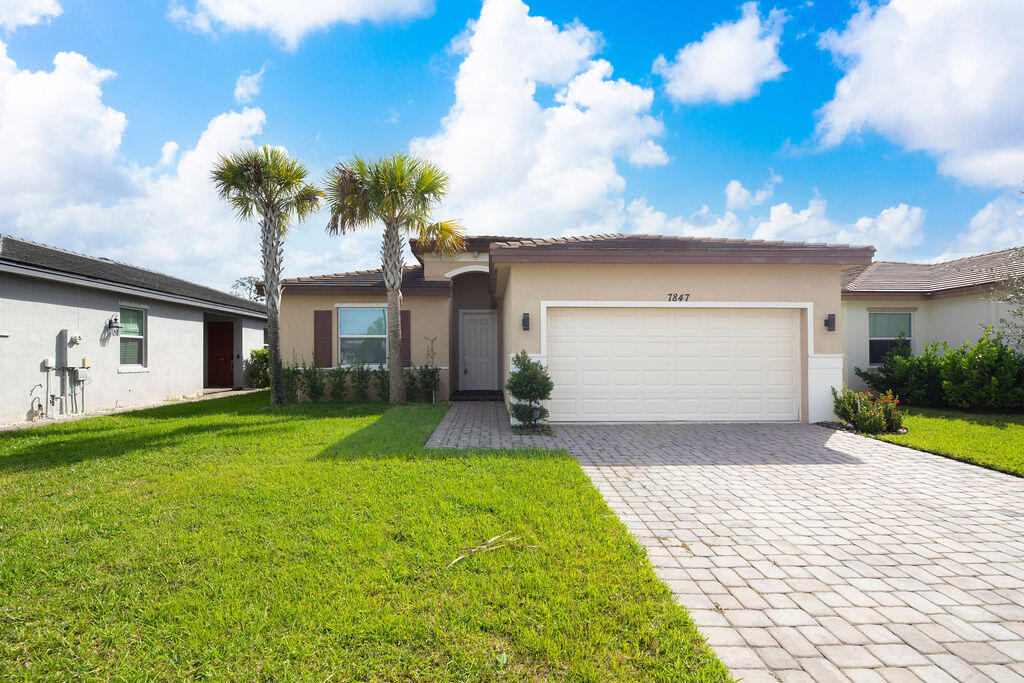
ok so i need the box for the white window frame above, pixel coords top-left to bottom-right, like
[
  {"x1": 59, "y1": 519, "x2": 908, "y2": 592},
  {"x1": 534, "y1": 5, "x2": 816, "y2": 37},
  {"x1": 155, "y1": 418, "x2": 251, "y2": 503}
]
[
  {"x1": 867, "y1": 311, "x2": 913, "y2": 366},
  {"x1": 335, "y1": 303, "x2": 388, "y2": 368},
  {"x1": 118, "y1": 304, "x2": 148, "y2": 370}
]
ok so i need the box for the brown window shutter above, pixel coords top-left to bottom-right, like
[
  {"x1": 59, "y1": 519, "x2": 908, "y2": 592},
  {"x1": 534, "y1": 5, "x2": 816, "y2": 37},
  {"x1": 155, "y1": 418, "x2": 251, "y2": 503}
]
[
  {"x1": 313, "y1": 310, "x2": 332, "y2": 367},
  {"x1": 400, "y1": 310, "x2": 411, "y2": 368}
]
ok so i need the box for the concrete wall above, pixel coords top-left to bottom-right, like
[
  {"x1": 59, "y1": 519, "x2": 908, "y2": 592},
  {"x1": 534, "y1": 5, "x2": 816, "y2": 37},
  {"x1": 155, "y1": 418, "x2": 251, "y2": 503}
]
[
  {"x1": 842, "y1": 294, "x2": 1014, "y2": 389},
  {"x1": 495, "y1": 262, "x2": 849, "y2": 422},
  {"x1": 1, "y1": 274, "x2": 194, "y2": 424},
  {"x1": 278, "y1": 291, "x2": 451, "y2": 396}
]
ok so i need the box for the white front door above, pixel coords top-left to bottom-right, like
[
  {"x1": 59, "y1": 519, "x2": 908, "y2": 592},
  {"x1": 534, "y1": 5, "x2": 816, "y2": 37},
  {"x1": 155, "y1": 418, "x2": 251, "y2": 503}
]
[{"x1": 460, "y1": 310, "x2": 497, "y2": 391}]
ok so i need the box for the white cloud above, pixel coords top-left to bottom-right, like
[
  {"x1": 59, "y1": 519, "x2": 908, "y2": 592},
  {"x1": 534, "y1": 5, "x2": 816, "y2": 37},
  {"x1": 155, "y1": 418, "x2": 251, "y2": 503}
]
[
  {"x1": 653, "y1": 2, "x2": 787, "y2": 105},
  {"x1": 410, "y1": 0, "x2": 667, "y2": 237},
  {"x1": 0, "y1": 39, "x2": 129, "y2": 209},
  {"x1": 725, "y1": 171, "x2": 781, "y2": 210},
  {"x1": 817, "y1": 0, "x2": 1024, "y2": 188},
  {"x1": 14, "y1": 108, "x2": 272, "y2": 289},
  {"x1": 233, "y1": 61, "x2": 268, "y2": 103},
  {"x1": 752, "y1": 197, "x2": 925, "y2": 256},
  {"x1": 169, "y1": 0, "x2": 434, "y2": 50},
  {"x1": 624, "y1": 198, "x2": 742, "y2": 238},
  {"x1": 0, "y1": 0, "x2": 61, "y2": 30},
  {"x1": 941, "y1": 195, "x2": 1024, "y2": 257},
  {"x1": 158, "y1": 141, "x2": 179, "y2": 166}
]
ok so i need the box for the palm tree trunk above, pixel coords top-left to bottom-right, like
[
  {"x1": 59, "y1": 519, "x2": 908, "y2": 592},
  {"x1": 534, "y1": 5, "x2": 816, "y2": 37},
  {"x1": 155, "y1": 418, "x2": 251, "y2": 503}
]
[
  {"x1": 262, "y1": 214, "x2": 286, "y2": 406},
  {"x1": 381, "y1": 221, "x2": 405, "y2": 404}
]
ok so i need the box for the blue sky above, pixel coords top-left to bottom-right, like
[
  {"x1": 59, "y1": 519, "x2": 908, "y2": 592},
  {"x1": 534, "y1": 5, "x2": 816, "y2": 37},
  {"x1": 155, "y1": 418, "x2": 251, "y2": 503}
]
[{"x1": 2, "y1": 0, "x2": 1022, "y2": 291}]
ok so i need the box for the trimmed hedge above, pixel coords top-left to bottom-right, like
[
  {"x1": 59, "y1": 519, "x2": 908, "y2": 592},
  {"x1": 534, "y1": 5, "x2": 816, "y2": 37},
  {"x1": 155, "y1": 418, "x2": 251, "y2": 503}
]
[{"x1": 855, "y1": 328, "x2": 1024, "y2": 411}]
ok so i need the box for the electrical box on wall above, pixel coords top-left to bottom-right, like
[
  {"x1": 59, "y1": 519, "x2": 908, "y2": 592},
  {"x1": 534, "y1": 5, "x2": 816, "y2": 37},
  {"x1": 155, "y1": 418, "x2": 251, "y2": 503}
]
[
  {"x1": 42, "y1": 357, "x2": 56, "y2": 369},
  {"x1": 81, "y1": 357, "x2": 92, "y2": 368}
]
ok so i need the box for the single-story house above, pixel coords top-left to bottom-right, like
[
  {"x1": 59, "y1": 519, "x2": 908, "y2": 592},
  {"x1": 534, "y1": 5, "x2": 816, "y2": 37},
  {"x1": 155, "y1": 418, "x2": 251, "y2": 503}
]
[
  {"x1": 280, "y1": 234, "x2": 875, "y2": 423},
  {"x1": 0, "y1": 234, "x2": 267, "y2": 425},
  {"x1": 842, "y1": 248, "x2": 1023, "y2": 389}
]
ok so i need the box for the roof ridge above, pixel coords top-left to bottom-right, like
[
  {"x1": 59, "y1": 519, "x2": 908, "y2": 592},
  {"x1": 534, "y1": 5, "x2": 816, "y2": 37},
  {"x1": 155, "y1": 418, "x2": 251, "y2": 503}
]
[{"x1": 847, "y1": 261, "x2": 882, "y2": 289}]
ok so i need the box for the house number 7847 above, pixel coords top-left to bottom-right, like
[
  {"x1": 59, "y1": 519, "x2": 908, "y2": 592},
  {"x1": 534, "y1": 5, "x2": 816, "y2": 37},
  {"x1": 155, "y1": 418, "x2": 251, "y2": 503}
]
[{"x1": 666, "y1": 292, "x2": 691, "y2": 301}]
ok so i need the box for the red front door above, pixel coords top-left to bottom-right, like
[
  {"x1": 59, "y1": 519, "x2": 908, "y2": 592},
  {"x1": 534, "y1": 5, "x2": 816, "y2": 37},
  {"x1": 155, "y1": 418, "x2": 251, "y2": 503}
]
[{"x1": 207, "y1": 321, "x2": 234, "y2": 387}]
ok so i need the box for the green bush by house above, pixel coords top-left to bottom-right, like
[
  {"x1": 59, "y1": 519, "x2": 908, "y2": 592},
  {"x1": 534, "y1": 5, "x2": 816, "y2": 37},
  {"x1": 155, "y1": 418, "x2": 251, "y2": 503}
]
[
  {"x1": 856, "y1": 328, "x2": 1024, "y2": 411},
  {"x1": 245, "y1": 348, "x2": 270, "y2": 388},
  {"x1": 506, "y1": 350, "x2": 554, "y2": 431},
  {"x1": 832, "y1": 387, "x2": 905, "y2": 434},
  {"x1": 280, "y1": 360, "x2": 442, "y2": 404}
]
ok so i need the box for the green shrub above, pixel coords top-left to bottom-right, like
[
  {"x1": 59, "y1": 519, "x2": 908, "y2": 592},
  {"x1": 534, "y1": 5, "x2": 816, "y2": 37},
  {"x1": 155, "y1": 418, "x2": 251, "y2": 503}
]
[
  {"x1": 940, "y1": 330, "x2": 1024, "y2": 410},
  {"x1": 302, "y1": 363, "x2": 326, "y2": 402},
  {"x1": 349, "y1": 362, "x2": 371, "y2": 402},
  {"x1": 855, "y1": 328, "x2": 1024, "y2": 411},
  {"x1": 404, "y1": 370, "x2": 421, "y2": 402},
  {"x1": 372, "y1": 365, "x2": 389, "y2": 403},
  {"x1": 831, "y1": 387, "x2": 905, "y2": 434},
  {"x1": 328, "y1": 367, "x2": 348, "y2": 402},
  {"x1": 416, "y1": 364, "x2": 442, "y2": 403},
  {"x1": 282, "y1": 364, "x2": 301, "y2": 403},
  {"x1": 245, "y1": 348, "x2": 270, "y2": 388},
  {"x1": 506, "y1": 350, "x2": 554, "y2": 430}
]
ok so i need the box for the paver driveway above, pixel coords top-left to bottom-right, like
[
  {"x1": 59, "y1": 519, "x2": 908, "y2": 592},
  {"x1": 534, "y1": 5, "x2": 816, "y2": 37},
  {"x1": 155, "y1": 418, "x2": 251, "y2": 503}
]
[{"x1": 428, "y1": 402, "x2": 1024, "y2": 682}]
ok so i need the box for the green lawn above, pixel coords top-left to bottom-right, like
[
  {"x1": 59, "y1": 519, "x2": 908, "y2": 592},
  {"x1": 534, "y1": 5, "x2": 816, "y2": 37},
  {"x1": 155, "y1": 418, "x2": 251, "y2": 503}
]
[
  {"x1": 0, "y1": 392, "x2": 728, "y2": 681},
  {"x1": 876, "y1": 407, "x2": 1024, "y2": 477}
]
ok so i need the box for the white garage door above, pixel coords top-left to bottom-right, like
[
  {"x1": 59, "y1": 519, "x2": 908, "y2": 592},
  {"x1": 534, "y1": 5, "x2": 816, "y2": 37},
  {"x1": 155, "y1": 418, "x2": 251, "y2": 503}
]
[{"x1": 546, "y1": 307, "x2": 801, "y2": 422}]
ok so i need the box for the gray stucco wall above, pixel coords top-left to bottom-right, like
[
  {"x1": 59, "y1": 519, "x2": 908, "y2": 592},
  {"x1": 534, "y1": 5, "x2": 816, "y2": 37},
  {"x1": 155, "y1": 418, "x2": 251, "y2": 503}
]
[{"x1": 0, "y1": 273, "x2": 263, "y2": 425}]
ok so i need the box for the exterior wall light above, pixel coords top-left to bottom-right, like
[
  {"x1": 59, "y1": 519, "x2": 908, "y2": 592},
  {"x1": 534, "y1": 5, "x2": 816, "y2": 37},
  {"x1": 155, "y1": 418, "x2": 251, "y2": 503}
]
[
  {"x1": 522, "y1": 313, "x2": 530, "y2": 331},
  {"x1": 107, "y1": 313, "x2": 122, "y2": 336},
  {"x1": 824, "y1": 313, "x2": 836, "y2": 332}
]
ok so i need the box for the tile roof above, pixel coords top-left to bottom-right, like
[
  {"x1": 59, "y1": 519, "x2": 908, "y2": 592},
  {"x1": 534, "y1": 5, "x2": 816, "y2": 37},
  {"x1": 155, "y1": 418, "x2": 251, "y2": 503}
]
[
  {"x1": 489, "y1": 233, "x2": 872, "y2": 252},
  {"x1": 409, "y1": 235, "x2": 521, "y2": 254},
  {"x1": 0, "y1": 234, "x2": 266, "y2": 316},
  {"x1": 282, "y1": 265, "x2": 449, "y2": 291},
  {"x1": 487, "y1": 233, "x2": 875, "y2": 265},
  {"x1": 842, "y1": 248, "x2": 1024, "y2": 293}
]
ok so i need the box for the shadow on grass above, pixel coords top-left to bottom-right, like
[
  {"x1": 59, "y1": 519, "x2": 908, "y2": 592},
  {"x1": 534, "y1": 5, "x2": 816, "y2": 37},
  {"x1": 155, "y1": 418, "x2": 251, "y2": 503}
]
[
  {"x1": 316, "y1": 404, "x2": 564, "y2": 462},
  {"x1": 0, "y1": 421, "x2": 297, "y2": 474}
]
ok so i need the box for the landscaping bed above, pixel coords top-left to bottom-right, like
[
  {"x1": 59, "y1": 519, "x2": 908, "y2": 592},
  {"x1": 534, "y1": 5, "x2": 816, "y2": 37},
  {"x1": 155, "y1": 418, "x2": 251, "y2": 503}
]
[{"x1": 0, "y1": 392, "x2": 728, "y2": 680}]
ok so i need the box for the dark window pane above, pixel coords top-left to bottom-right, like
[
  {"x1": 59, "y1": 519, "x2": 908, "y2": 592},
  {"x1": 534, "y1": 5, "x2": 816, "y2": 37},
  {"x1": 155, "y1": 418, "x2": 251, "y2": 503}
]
[
  {"x1": 120, "y1": 337, "x2": 144, "y2": 365},
  {"x1": 339, "y1": 338, "x2": 386, "y2": 365},
  {"x1": 869, "y1": 338, "x2": 912, "y2": 364}
]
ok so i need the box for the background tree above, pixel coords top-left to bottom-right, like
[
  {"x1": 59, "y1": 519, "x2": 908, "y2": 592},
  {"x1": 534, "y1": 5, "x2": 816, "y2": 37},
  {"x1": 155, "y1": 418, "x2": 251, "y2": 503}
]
[
  {"x1": 993, "y1": 247, "x2": 1024, "y2": 348},
  {"x1": 230, "y1": 275, "x2": 265, "y2": 302},
  {"x1": 322, "y1": 153, "x2": 463, "y2": 404},
  {"x1": 212, "y1": 146, "x2": 322, "y2": 406}
]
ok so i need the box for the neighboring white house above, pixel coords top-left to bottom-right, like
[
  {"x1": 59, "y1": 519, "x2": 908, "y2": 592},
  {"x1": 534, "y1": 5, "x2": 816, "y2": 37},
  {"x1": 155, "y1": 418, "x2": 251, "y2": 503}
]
[
  {"x1": 842, "y1": 248, "x2": 1023, "y2": 390},
  {"x1": 0, "y1": 235, "x2": 267, "y2": 425}
]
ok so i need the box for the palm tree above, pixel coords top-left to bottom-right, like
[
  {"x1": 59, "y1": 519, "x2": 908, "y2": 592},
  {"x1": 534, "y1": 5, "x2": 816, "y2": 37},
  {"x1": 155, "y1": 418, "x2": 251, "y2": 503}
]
[
  {"x1": 322, "y1": 153, "x2": 464, "y2": 404},
  {"x1": 211, "y1": 146, "x2": 322, "y2": 406}
]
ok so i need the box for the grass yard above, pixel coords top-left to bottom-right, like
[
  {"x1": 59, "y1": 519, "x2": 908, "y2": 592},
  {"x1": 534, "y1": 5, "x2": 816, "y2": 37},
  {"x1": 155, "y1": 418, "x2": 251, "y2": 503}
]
[
  {"x1": 876, "y1": 407, "x2": 1024, "y2": 477},
  {"x1": 0, "y1": 392, "x2": 728, "y2": 681}
]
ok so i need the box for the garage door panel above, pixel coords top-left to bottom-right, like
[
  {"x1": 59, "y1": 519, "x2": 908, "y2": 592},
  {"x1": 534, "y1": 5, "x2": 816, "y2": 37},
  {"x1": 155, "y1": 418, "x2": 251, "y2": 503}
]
[{"x1": 546, "y1": 307, "x2": 800, "y2": 422}]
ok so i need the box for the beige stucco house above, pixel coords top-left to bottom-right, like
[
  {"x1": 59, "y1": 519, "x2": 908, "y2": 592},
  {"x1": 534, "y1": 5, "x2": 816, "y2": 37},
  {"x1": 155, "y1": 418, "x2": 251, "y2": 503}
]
[
  {"x1": 842, "y1": 248, "x2": 1023, "y2": 390},
  {"x1": 280, "y1": 234, "x2": 875, "y2": 423}
]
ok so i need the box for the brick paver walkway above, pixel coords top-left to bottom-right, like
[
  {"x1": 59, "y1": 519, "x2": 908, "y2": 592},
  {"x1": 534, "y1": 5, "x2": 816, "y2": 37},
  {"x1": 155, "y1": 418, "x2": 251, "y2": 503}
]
[{"x1": 427, "y1": 402, "x2": 1024, "y2": 682}]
